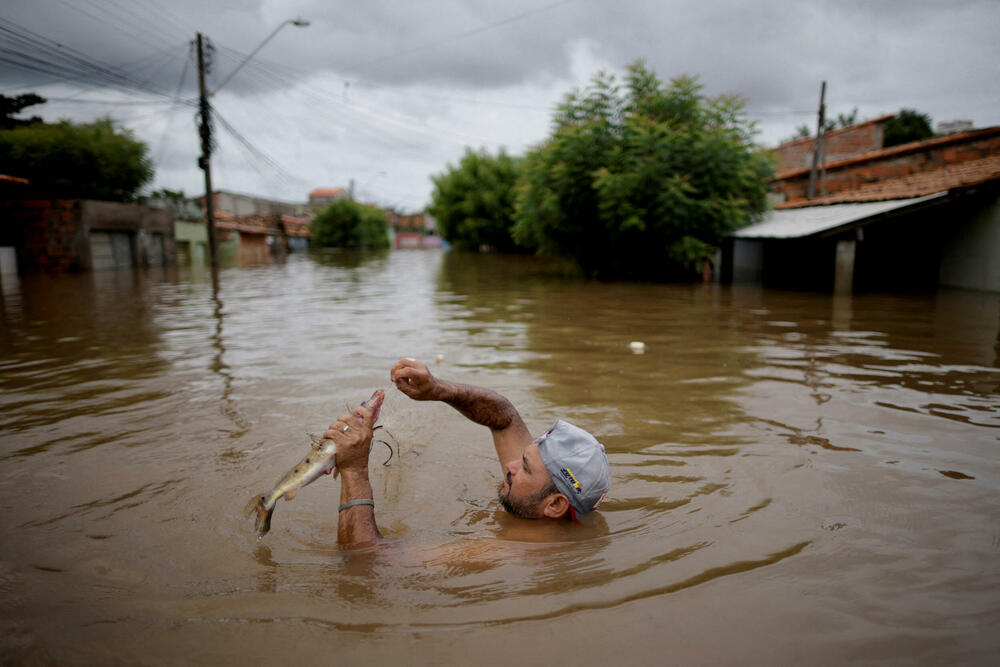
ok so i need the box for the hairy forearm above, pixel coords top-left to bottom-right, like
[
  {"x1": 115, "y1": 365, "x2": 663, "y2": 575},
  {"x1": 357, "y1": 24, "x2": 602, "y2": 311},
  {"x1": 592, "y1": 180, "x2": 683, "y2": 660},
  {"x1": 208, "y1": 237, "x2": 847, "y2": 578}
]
[
  {"x1": 337, "y1": 470, "x2": 380, "y2": 548},
  {"x1": 433, "y1": 379, "x2": 523, "y2": 431}
]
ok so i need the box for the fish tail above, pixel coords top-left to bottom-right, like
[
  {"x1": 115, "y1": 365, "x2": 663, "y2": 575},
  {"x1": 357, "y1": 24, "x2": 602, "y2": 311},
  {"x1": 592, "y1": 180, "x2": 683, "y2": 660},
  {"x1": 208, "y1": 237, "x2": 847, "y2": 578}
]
[{"x1": 246, "y1": 494, "x2": 274, "y2": 539}]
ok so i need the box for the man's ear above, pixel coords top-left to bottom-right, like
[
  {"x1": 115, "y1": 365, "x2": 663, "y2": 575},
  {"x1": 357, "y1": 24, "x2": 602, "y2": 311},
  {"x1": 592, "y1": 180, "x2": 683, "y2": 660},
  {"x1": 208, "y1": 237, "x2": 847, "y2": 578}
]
[{"x1": 541, "y1": 493, "x2": 570, "y2": 519}]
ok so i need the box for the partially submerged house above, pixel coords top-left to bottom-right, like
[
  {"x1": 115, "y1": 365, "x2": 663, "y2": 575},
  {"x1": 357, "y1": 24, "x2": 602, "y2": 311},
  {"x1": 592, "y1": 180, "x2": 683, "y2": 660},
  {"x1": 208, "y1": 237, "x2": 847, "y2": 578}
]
[
  {"x1": 0, "y1": 198, "x2": 175, "y2": 273},
  {"x1": 721, "y1": 125, "x2": 1000, "y2": 292},
  {"x1": 195, "y1": 190, "x2": 312, "y2": 265}
]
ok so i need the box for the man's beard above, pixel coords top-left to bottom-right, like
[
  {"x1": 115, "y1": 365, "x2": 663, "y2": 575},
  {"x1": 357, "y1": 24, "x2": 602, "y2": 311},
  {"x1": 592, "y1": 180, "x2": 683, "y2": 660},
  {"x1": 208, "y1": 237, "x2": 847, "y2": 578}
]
[{"x1": 497, "y1": 476, "x2": 557, "y2": 519}]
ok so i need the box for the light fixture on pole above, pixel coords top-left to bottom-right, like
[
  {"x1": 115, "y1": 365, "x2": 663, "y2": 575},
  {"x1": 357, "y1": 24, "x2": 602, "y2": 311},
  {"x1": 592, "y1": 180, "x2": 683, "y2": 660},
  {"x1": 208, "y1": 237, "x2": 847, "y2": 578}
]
[
  {"x1": 213, "y1": 18, "x2": 311, "y2": 94},
  {"x1": 196, "y1": 18, "x2": 310, "y2": 268}
]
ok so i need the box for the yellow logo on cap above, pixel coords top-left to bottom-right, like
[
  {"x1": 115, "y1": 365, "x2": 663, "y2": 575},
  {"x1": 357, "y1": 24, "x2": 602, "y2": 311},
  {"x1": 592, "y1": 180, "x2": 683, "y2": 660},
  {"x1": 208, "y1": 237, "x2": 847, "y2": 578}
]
[{"x1": 560, "y1": 467, "x2": 582, "y2": 492}]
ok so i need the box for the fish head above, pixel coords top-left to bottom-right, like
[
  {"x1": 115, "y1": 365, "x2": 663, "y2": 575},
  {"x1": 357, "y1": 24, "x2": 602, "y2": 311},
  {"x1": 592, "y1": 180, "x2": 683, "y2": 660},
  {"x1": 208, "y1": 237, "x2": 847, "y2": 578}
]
[{"x1": 360, "y1": 389, "x2": 385, "y2": 424}]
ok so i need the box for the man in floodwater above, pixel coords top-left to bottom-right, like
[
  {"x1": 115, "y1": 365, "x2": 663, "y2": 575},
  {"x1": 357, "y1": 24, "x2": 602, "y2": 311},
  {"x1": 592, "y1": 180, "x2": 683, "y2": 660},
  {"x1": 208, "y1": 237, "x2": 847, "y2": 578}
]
[{"x1": 323, "y1": 358, "x2": 611, "y2": 547}]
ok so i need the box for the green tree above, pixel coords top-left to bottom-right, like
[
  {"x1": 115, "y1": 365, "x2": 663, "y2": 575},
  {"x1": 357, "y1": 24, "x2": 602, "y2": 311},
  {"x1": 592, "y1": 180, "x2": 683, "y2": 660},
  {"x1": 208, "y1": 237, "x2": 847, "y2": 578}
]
[
  {"x1": 514, "y1": 61, "x2": 773, "y2": 280},
  {"x1": 0, "y1": 93, "x2": 46, "y2": 129},
  {"x1": 428, "y1": 147, "x2": 525, "y2": 252},
  {"x1": 883, "y1": 109, "x2": 934, "y2": 148},
  {"x1": 0, "y1": 117, "x2": 152, "y2": 201},
  {"x1": 311, "y1": 198, "x2": 389, "y2": 249}
]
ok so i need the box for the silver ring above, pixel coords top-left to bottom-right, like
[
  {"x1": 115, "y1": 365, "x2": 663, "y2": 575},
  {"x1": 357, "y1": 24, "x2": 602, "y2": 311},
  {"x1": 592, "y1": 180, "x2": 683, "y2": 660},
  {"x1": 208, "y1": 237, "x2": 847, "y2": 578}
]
[{"x1": 342, "y1": 424, "x2": 349, "y2": 432}]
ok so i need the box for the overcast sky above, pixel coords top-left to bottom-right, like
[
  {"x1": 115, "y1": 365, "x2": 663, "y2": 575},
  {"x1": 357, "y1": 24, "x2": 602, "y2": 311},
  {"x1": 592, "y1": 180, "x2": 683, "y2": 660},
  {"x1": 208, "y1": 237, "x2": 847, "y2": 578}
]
[{"x1": 3, "y1": 0, "x2": 998, "y2": 212}]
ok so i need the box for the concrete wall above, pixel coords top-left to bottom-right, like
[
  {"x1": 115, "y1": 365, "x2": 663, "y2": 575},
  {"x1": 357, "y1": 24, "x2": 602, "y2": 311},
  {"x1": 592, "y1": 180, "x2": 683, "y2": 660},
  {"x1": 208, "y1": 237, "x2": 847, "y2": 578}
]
[
  {"x1": 731, "y1": 239, "x2": 763, "y2": 283},
  {"x1": 80, "y1": 200, "x2": 175, "y2": 270},
  {"x1": 939, "y1": 193, "x2": 1000, "y2": 291},
  {"x1": 214, "y1": 191, "x2": 308, "y2": 217},
  {"x1": 174, "y1": 220, "x2": 208, "y2": 264}
]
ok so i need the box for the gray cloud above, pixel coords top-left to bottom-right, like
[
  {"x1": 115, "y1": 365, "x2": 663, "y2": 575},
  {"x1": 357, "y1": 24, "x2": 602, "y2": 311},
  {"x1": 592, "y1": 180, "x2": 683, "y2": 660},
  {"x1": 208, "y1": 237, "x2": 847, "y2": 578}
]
[{"x1": 2, "y1": 0, "x2": 997, "y2": 210}]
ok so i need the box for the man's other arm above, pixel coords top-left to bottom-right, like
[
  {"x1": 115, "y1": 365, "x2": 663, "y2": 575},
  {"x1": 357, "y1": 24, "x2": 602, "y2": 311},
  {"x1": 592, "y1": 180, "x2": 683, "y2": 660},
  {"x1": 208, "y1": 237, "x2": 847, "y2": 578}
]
[{"x1": 390, "y1": 358, "x2": 533, "y2": 468}]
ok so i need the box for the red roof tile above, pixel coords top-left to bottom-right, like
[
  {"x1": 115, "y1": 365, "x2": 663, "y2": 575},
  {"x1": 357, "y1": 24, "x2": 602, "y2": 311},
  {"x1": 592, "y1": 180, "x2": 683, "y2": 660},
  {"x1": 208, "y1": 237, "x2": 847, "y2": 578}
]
[
  {"x1": 774, "y1": 126, "x2": 1000, "y2": 181},
  {"x1": 309, "y1": 187, "x2": 345, "y2": 198},
  {"x1": 778, "y1": 154, "x2": 1000, "y2": 208}
]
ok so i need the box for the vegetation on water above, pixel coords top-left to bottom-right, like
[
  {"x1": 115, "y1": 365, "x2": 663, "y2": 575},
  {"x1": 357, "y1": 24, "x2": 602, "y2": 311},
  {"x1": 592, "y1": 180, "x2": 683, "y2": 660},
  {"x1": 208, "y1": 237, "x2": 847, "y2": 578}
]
[
  {"x1": 0, "y1": 94, "x2": 152, "y2": 202},
  {"x1": 428, "y1": 147, "x2": 526, "y2": 253},
  {"x1": 311, "y1": 197, "x2": 391, "y2": 249},
  {"x1": 429, "y1": 61, "x2": 773, "y2": 281}
]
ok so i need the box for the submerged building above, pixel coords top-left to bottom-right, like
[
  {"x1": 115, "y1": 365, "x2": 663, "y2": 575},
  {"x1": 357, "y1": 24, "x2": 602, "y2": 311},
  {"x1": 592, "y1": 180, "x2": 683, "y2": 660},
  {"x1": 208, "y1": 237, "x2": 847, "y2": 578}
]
[{"x1": 722, "y1": 125, "x2": 1000, "y2": 293}]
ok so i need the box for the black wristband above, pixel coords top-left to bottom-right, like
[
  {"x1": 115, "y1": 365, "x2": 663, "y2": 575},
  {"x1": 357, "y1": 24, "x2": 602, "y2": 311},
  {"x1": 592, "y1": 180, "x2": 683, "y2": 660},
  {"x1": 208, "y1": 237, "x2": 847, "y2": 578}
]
[{"x1": 338, "y1": 498, "x2": 374, "y2": 512}]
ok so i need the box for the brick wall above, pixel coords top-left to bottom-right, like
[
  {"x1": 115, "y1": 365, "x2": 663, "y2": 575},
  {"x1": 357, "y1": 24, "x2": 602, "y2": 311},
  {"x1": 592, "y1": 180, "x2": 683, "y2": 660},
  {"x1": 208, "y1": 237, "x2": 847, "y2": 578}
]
[
  {"x1": 0, "y1": 199, "x2": 82, "y2": 272},
  {"x1": 772, "y1": 128, "x2": 1000, "y2": 203},
  {"x1": 769, "y1": 117, "x2": 890, "y2": 173}
]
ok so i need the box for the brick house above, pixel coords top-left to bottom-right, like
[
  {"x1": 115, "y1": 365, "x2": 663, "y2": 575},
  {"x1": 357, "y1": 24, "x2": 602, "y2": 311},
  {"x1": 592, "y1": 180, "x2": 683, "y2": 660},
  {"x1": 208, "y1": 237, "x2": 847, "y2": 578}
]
[
  {"x1": 722, "y1": 126, "x2": 1000, "y2": 293},
  {"x1": 308, "y1": 187, "x2": 347, "y2": 210}
]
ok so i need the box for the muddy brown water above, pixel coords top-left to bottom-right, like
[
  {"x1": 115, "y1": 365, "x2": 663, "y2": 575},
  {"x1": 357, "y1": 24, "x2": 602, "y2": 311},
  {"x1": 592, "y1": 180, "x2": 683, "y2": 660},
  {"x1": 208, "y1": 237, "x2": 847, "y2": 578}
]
[{"x1": 1, "y1": 250, "x2": 998, "y2": 665}]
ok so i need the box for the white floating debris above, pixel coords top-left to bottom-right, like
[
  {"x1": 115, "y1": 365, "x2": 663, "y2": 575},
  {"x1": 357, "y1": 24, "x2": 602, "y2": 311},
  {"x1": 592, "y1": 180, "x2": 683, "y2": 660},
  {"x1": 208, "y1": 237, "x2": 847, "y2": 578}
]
[
  {"x1": 629, "y1": 341, "x2": 646, "y2": 354},
  {"x1": 434, "y1": 354, "x2": 445, "y2": 364}
]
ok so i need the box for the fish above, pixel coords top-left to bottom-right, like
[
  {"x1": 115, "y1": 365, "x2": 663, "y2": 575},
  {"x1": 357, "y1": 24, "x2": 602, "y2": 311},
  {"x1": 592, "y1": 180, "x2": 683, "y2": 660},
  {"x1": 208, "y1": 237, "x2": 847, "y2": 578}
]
[{"x1": 246, "y1": 389, "x2": 385, "y2": 539}]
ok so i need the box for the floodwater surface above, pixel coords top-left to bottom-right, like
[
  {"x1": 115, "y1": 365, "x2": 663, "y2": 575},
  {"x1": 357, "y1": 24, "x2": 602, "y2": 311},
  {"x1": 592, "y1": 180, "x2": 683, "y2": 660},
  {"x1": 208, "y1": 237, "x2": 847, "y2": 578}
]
[{"x1": 1, "y1": 250, "x2": 998, "y2": 664}]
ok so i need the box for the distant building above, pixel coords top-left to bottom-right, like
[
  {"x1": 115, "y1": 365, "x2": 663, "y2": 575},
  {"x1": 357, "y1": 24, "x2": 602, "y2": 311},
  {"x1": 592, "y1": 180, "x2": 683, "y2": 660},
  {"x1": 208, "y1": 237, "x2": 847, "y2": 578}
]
[
  {"x1": 309, "y1": 187, "x2": 347, "y2": 210},
  {"x1": 195, "y1": 190, "x2": 309, "y2": 218},
  {"x1": 387, "y1": 211, "x2": 441, "y2": 249},
  {"x1": 937, "y1": 120, "x2": 974, "y2": 135},
  {"x1": 146, "y1": 194, "x2": 207, "y2": 265}
]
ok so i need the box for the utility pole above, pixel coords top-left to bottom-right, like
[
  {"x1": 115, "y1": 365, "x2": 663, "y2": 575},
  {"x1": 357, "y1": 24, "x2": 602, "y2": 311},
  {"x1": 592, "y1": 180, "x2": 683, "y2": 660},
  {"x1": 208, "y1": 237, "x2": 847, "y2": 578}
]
[
  {"x1": 196, "y1": 33, "x2": 218, "y2": 267},
  {"x1": 807, "y1": 80, "x2": 826, "y2": 200}
]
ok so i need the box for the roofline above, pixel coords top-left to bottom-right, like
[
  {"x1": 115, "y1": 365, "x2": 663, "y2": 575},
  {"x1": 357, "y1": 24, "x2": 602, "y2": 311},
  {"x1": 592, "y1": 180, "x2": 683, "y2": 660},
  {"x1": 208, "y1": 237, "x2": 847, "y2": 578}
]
[
  {"x1": 774, "y1": 126, "x2": 1000, "y2": 180},
  {"x1": 813, "y1": 191, "x2": 952, "y2": 239},
  {"x1": 730, "y1": 192, "x2": 950, "y2": 240},
  {"x1": 767, "y1": 113, "x2": 898, "y2": 151},
  {"x1": 195, "y1": 189, "x2": 308, "y2": 206}
]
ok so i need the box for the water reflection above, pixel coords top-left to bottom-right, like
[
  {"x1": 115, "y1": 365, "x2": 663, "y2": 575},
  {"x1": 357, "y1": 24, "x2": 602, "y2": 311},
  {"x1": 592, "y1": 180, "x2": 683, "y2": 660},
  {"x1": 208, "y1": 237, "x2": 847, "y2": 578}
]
[{"x1": 0, "y1": 252, "x2": 998, "y2": 663}]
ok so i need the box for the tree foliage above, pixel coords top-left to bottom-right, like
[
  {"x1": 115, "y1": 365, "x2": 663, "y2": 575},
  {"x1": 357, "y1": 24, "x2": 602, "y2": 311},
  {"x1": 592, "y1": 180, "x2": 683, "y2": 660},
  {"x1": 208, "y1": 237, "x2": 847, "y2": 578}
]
[
  {"x1": 0, "y1": 93, "x2": 46, "y2": 129},
  {"x1": 883, "y1": 109, "x2": 934, "y2": 148},
  {"x1": 513, "y1": 61, "x2": 773, "y2": 280},
  {"x1": 311, "y1": 198, "x2": 389, "y2": 249},
  {"x1": 428, "y1": 147, "x2": 525, "y2": 252},
  {"x1": 0, "y1": 117, "x2": 152, "y2": 201}
]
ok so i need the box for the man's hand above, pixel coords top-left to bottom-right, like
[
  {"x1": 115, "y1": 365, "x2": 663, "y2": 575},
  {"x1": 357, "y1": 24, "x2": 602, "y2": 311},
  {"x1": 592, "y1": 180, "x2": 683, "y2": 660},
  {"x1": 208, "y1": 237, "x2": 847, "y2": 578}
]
[
  {"x1": 323, "y1": 402, "x2": 376, "y2": 474},
  {"x1": 325, "y1": 402, "x2": 381, "y2": 547},
  {"x1": 391, "y1": 358, "x2": 440, "y2": 401}
]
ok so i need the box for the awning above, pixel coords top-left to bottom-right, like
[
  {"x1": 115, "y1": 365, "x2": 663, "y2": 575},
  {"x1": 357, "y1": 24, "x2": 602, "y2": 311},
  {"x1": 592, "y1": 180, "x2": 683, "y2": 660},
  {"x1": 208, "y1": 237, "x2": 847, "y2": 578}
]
[{"x1": 732, "y1": 193, "x2": 948, "y2": 239}]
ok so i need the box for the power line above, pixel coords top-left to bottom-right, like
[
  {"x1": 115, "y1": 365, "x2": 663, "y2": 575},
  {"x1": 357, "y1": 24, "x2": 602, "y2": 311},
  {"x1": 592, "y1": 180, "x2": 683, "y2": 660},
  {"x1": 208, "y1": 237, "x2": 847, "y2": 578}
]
[
  {"x1": 0, "y1": 18, "x2": 180, "y2": 100},
  {"x1": 346, "y1": 0, "x2": 578, "y2": 73},
  {"x1": 212, "y1": 108, "x2": 301, "y2": 185}
]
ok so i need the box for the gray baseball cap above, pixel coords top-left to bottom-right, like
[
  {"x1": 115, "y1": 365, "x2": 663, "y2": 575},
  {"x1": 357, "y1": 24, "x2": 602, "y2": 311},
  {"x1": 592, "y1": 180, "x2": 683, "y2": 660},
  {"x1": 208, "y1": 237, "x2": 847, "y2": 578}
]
[{"x1": 536, "y1": 420, "x2": 610, "y2": 517}]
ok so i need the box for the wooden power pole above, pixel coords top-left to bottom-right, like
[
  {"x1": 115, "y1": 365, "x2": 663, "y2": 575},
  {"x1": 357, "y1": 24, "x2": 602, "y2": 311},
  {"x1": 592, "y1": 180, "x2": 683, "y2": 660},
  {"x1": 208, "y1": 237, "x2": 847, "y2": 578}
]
[
  {"x1": 196, "y1": 33, "x2": 218, "y2": 267},
  {"x1": 807, "y1": 81, "x2": 827, "y2": 200}
]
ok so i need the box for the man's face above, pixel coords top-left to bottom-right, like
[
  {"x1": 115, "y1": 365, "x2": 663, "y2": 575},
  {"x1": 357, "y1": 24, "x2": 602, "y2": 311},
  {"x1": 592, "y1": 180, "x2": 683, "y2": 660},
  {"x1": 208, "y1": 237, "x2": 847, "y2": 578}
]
[{"x1": 497, "y1": 442, "x2": 557, "y2": 519}]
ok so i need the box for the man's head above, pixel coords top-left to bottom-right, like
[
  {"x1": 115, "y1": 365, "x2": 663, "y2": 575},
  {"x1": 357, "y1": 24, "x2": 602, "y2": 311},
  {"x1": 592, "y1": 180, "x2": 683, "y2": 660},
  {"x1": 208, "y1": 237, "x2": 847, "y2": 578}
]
[{"x1": 497, "y1": 420, "x2": 610, "y2": 520}]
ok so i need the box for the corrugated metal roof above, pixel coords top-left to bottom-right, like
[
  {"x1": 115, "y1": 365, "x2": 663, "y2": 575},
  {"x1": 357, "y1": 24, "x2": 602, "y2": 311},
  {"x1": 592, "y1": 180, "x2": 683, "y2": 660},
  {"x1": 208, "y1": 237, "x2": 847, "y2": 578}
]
[{"x1": 732, "y1": 193, "x2": 947, "y2": 239}]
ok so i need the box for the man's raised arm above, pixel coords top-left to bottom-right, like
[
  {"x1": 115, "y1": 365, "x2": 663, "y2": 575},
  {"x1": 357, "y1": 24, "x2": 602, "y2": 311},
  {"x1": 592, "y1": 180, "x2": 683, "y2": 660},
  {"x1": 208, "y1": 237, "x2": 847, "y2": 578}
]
[{"x1": 390, "y1": 358, "x2": 533, "y2": 468}]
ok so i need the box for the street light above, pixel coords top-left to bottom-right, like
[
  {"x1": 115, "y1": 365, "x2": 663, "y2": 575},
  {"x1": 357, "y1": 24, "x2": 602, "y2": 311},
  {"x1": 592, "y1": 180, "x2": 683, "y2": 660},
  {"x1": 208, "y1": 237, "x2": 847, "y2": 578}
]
[
  {"x1": 196, "y1": 18, "x2": 309, "y2": 267},
  {"x1": 213, "y1": 18, "x2": 310, "y2": 94}
]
